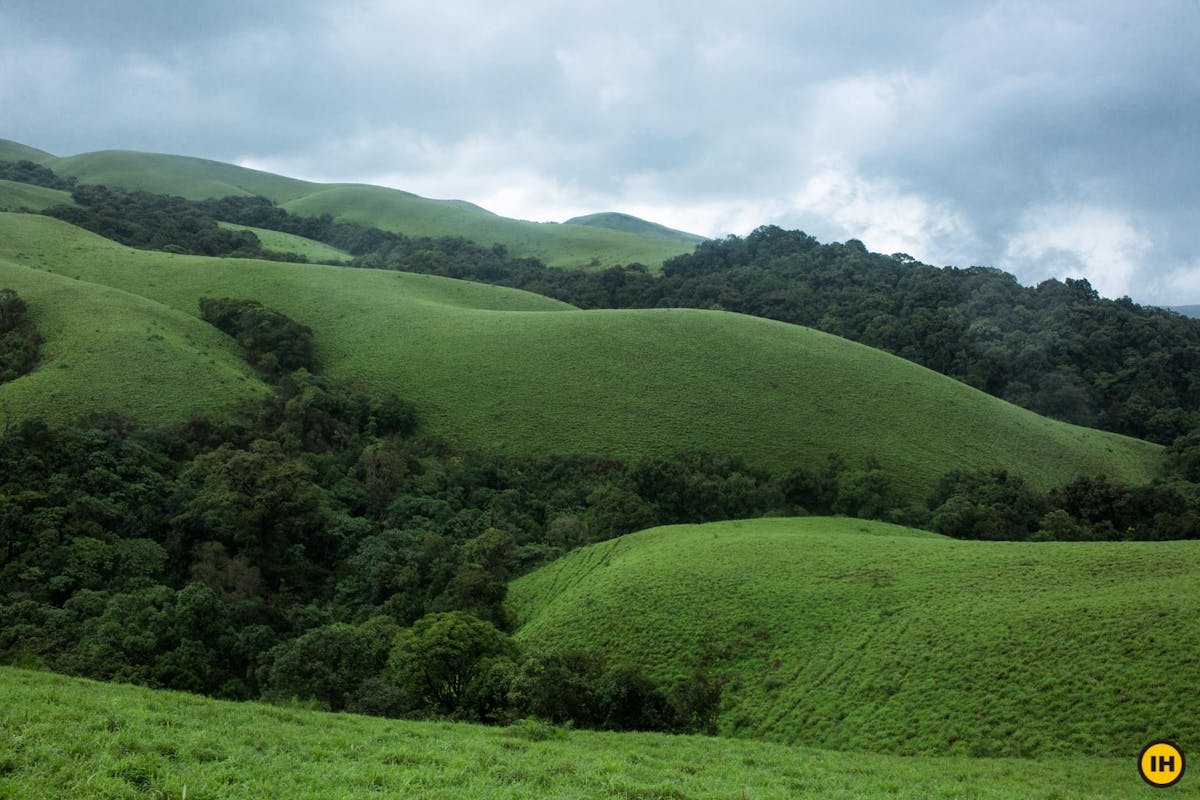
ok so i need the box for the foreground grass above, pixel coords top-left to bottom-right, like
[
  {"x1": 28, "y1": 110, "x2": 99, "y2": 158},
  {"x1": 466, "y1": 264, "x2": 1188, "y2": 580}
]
[
  {"x1": 0, "y1": 667, "x2": 1179, "y2": 800},
  {"x1": 0, "y1": 213, "x2": 1159, "y2": 497},
  {"x1": 512, "y1": 518, "x2": 1200, "y2": 758}
]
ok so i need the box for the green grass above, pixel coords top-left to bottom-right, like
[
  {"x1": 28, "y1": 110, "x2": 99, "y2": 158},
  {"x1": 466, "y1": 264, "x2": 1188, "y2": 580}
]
[
  {"x1": 278, "y1": 184, "x2": 694, "y2": 269},
  {"x1": 0, "y1": 213, "x2": 1160, "y2": 497},
  {"x1": 4, "y1": 141, "x2": 696, "y2": 269},
  {"x1": 0, "y1": 178, "x2": 75, "y2": 212},
  {"x1": 1, "y1": 667, "x2": 1184, "y2": 800},
  {"x1": 217, "y1": 222, "x2": 351, "y2": 263},
  {"x1": 510, "y1": 517, "x2": 1200, "y2": 758},
  {"x1": 0, "y1": 138, "x2": 55, "y2": 163},
  {"x1": 0, "y1": 258, "x2": 268, "y2": 425}
]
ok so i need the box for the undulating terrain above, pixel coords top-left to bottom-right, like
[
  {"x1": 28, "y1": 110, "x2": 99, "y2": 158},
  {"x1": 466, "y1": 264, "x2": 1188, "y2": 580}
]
[{"x1": 1, "y1": 139, "x2": 1196, "y2": 799}]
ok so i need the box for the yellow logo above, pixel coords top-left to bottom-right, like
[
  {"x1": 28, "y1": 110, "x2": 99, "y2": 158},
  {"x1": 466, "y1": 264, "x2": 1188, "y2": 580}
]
[{"x1": 1139, "y1": 741, "x2": 1186, "y2": 788}]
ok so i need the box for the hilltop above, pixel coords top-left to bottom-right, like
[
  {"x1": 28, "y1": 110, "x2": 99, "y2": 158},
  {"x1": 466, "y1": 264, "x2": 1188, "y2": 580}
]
[
  {"x1": 510, "y1": 517, "x2": 1200, "y2": 757},
  {"x1": 563, "y1": 211, "x2": 706, "y2": 244},
  {"x1": 0, "y1": 213, "x2": 1160, "y2": 498},
  {"x1": 0, "y1": 139, "x2": 695, "y2": 269}
]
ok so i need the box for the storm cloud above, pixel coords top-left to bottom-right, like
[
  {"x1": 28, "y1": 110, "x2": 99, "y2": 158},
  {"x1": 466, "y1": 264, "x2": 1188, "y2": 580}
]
[{"x1": 3, "y1": 0, "x2": 1198, "y2": 303}]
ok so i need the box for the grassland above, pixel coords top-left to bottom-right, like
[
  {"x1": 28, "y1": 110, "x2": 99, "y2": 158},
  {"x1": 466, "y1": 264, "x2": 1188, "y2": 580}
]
[
  {"x1": 1, "y1": 667, "x2": 1180, "y2": 800},
  {"x1": 0, "y1": 140, "x2": 695, "y2": 269},
  {"x1": 0, "y1": 213, "x2": 1160, "y2": 498},
  {"x1": 510, "y1": 517, "x2": 1200, "y2": 758},
  {"x1": 216, "y1": 222, "x2": 351, "y2": 263},
  {"x1": 0, "y1": 258, "x2": 267, "y2": 425},
  {"x1": 0, "y1": 179, "x2": 75, "y2": 212}
]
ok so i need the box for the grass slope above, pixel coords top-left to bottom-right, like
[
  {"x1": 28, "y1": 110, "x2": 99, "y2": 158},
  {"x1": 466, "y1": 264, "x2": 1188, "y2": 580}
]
[
  {"x1": 217, "y1": 222, "x2": 351, "y2": 263},
  {"x1": 510, "y1": 517, "x2": 1200, "y2": 758},
  {"x1": 0, "y1": 179, "x2": 74, "y2": 212},
  {"x1": 1, "y1": 667, "x2": 1177, "y2": 800},
  {"x1": 564, "y1": 211, "x2": 707, "y2": 244},
  {"x1": 4, "y1": 141, "x2": 695, "y2": 269},
  {"x1": 0, "y1": 138, "x2": 55, "y2": 163},
  {"x1": 0, "y1": 258, "x2": 268, "y2": 425},
  {"x1": 0, "y1": 213, "x2": 1160, "y2": 496}
]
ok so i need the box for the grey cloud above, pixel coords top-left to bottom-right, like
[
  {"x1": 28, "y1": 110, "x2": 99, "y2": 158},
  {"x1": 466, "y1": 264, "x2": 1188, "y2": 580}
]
[{"x1": 2, "y1": 0, "x2": 1198, "y2": 302}]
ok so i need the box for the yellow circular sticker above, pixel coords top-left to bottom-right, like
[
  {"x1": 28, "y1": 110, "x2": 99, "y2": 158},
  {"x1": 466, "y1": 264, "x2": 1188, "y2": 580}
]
[{"x1": 1139, "y1": 741, "x2": 1186, "y2": 788}]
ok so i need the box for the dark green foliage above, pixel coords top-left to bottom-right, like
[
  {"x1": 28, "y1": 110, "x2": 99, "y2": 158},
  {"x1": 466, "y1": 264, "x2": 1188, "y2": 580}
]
[
  {"x1": 263, "y1": 622, "x2": 389, "y2": 711},
  {"x1": 0, "y1": 288, "x2": 42, "y2": 383},
  {"x1": 45, "y1": 185, "x2": 265, "y2": 257},
  {"x1": 386, "y1": 611, "x2": 518, "y2": 716},
  {"x1": 0, "y1": 160, "x2": 76, "y2": 191},
  {"x1": 927, "y1": 470, "x2": 1046, "y2": 540},
  {"x1": 199, "y1": 297, "x2": 316, "y2": 378}
]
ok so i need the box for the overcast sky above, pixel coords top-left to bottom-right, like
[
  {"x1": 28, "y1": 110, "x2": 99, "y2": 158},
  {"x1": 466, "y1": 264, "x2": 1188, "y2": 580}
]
[{"x1": 3, "y1": 1, "x2": 1199, "y2": 303}]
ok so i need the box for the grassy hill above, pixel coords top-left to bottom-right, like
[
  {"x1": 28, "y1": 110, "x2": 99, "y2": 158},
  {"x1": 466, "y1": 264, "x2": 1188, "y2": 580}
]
[
  {"x1": 0, "y1": 258, "x2": 268, "y2": 425},
  {"x1": 0, "y1": 213, "x2": 1161, "y2": 498},
  {"x1": 0, "y1": 667, "x2": 1174, "y2": 800},
  {"x1": 509, "y1": 517, "x2": 1200, "y2": 758},
  {"x1": 217, "y1": 222, "x2": 351, "y2": 263},
  {"x1": 563, "y1": 211, "x2": 706, "y2": 244},
  {"x1": 0, "y1": 140, "x2": 696, "y2": 269},
  {"x1": 0, "y1": 179, "x2": 74, "y2": 212}
]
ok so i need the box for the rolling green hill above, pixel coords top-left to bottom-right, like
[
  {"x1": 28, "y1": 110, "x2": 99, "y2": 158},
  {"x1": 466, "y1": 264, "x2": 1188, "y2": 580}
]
[
  {"x1": 0, "y1": 179, "x2": 74, "y2": 212},
  {"x1": 0, "y1": 257, "x2": 268, "y2": 425},
  {"x1": 563, "y1": 211, "x2": 706, "y2": 244},
  {"x1": 0, "y1": 140, "x2": 696, "y2": 269},
  {"x1": 0, "y1": 212, "x2": 1160, "y2": 497},
  {"x1": 0, "y1": 667, "x2": 1174, "y2": 800},
  {"x1": 0, "y1": 213, "x2": 1161, "y2": 498},
  {"x1": 509, "y1": 517, "x2": 1200, "y2": 758},
  {"x1": 216, "y1": 222, "x2": 351, "y2": 263},
  {"x1": 0, "y1": 139, "x2": 54, "y2": 163}
]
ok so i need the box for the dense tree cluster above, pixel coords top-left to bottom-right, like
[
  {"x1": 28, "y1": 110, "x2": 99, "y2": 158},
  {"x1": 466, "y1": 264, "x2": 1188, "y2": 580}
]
[
  {"x1": 0, "y1": 289, "x2": 42, "y2": 384},
  {"x1": 0, "y1": 160, "x2": 76, "y2": 191},
  {"x1": 199, "y1": 297, "x2": 317, "y2": 379}
]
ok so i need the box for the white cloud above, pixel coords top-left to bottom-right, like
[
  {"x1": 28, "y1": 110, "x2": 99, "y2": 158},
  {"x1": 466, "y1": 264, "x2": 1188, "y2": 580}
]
[
  {"x1": 786, "y1": 169, "x2": 979, "y2": 264},
  {"x1": 1003, "y1": 204, "x2": 1150, "y2": 299}
]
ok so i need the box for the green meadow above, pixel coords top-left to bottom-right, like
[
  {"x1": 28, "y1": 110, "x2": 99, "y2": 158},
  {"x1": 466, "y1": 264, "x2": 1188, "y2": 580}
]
[
  {"x1": 0, "y1": 259, "x2": 266, "y2": 425},
  {"x1": 1, "y1": 666, "x2": 1179, "y2": 800},
  {"x1": 0, "y1": 178, "x2": 74, "y2": 212},
  {"x1": 0, "y1": 141, "x2": 696, "y2": 269},
  {"x1": 216, "y1": 221, "x2": 351, "y2": 263},
  {"x1": 0, "y1": 213, "x2": 1159, "y2": 498},
  {"x1": 510, "y1": 517, "x2": 1200, "y2": 758}
]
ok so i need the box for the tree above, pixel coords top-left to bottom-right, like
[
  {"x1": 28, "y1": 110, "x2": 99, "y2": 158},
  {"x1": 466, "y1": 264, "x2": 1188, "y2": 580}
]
[
  {"x1": 264, "y1": 623, "x2": 387, "y2": 711},
  {"x1": 386, "y1": 611, "x2": 517, "y2": 716}
]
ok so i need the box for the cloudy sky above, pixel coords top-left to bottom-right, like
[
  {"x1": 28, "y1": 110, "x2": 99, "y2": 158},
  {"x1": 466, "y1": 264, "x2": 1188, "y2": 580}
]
[{"x1": 3, "y1": 1, "x2": 1199, "y2": 303}]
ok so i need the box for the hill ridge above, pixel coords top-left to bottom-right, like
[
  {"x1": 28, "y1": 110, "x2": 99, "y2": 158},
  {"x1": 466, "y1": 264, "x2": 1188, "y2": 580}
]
[{"x1": 0, "y1": 138, "x2": 695, "y2": 269}]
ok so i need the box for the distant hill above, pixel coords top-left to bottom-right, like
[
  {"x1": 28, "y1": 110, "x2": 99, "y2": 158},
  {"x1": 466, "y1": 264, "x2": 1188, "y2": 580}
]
[
  {"x1": 0, "y1": 212, "x2": 1160, "y2": 499},
  {"x1": 563, "y1": 211, "x2": 706, "y2": 244},
  {"x1": 1169, "y1": 304, "x2": 1200, "y2": 318},
  {"x1": 0, "y1": 139, "x2": 696, "y2": 270},
  {"x1": 510, "y1": 516, "x2": 1200, "y2": 757}
]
